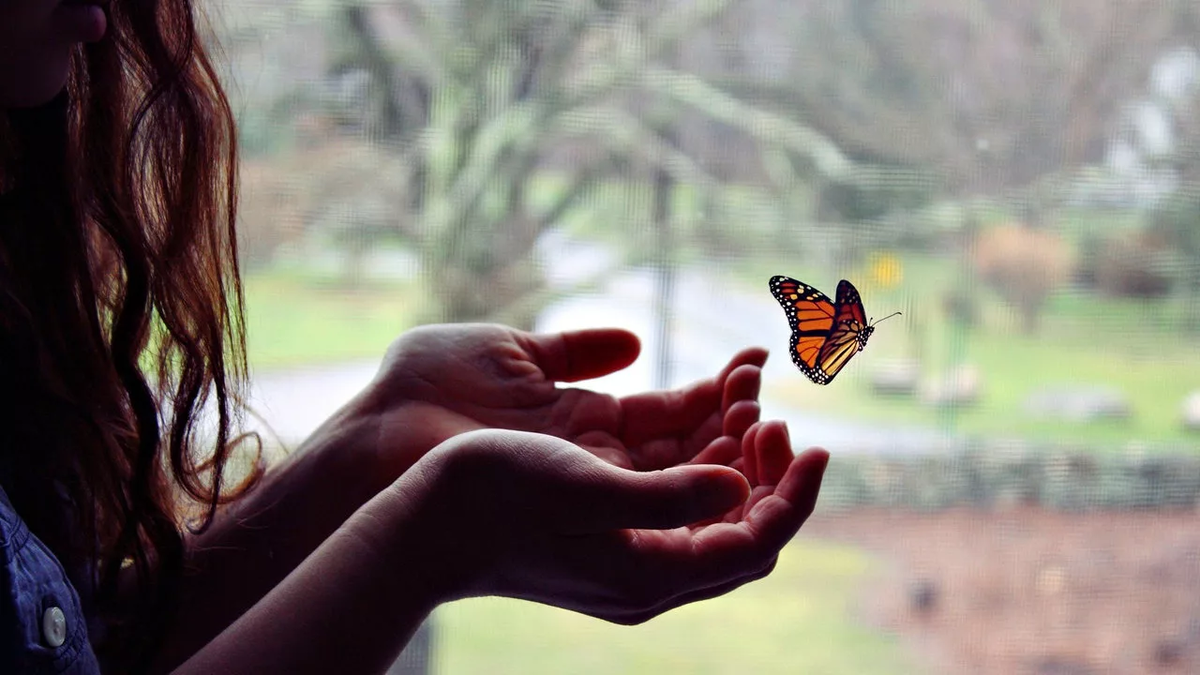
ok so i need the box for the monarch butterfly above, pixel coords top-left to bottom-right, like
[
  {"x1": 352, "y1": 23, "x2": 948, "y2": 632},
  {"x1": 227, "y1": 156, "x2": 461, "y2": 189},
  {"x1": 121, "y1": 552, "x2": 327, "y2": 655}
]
[{"x1": 769, "y1": 276, "x2": 900, "y2": 385}]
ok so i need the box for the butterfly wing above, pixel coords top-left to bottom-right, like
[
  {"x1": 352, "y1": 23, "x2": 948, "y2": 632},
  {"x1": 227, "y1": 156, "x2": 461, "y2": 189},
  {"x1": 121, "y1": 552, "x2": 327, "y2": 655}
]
[
  {"x1": 833, "y1": 279, "x2": 868, "y2": 326},
  {"x1": 812, "y1": 280, "x2": 872, "y2": 384},
  {"x1": 769, "y1": 275, "x2": 837, "y2": 384}
]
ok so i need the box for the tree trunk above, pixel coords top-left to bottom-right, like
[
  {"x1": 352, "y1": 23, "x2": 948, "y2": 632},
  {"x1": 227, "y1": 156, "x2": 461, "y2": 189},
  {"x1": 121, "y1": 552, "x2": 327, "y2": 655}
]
[{"x1": 652, "y1": 163, "x2": 676, "y2": 390}]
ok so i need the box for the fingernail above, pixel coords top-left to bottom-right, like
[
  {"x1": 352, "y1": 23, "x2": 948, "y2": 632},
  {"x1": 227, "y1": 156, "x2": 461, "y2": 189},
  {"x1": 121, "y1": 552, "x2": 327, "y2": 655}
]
[{"x1": 813, "y1": 449, "x2": 830, "y2": 475}]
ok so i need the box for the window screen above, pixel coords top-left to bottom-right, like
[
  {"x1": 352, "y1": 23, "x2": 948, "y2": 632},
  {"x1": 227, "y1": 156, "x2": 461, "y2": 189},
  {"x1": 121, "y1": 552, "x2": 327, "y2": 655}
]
[{"x1": 213, "y1": 1, "x2": 1200, "y2": 672}]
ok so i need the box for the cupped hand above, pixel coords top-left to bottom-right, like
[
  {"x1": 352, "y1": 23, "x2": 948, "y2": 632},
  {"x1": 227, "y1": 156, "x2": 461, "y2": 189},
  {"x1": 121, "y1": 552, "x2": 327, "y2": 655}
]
[
  {"x1": 401, "y1": 426, "x2": 829, "y2": 624},
  {"x1": 355, "y1": 323, "x2": 767, "y2": 475}
]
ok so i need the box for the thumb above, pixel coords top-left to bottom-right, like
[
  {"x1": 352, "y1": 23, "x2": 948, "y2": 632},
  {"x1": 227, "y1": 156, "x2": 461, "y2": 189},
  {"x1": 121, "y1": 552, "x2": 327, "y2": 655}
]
[
  {"x1": 523, "y1": 328, "x2": 641, "y2": 382},
  {"x1": 562, "y1": 463, "x2": 750, "y2": 533}
]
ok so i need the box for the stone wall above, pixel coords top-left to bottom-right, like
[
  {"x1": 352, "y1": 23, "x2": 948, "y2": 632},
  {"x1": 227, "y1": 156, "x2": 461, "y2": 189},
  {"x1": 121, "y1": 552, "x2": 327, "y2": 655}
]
[{"x1": 820, "y1": 449, "x2": 1200, "y2": 511}]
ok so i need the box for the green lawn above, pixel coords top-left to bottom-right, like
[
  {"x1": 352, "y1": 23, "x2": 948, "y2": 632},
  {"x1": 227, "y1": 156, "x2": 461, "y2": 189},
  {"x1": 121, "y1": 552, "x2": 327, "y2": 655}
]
[
  {"x1": 431, "y1": 538, "x2": 917, "y2": 675},
  {"x1": 242, "y1": 269, "x2": 428, "y2": 371}
]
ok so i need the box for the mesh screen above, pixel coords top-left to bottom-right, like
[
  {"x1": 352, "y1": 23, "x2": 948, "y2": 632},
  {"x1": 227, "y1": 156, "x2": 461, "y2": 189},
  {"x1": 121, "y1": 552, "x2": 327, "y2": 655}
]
[{"x1": 213, "y1": 1, "x2": 1200, "y2": 672}]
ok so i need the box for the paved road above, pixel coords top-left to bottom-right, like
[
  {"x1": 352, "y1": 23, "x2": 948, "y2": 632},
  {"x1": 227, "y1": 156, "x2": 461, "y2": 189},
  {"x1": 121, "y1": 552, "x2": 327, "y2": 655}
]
[{"x1": 242, "y1": 234, "x2": 954, "y2": 454}]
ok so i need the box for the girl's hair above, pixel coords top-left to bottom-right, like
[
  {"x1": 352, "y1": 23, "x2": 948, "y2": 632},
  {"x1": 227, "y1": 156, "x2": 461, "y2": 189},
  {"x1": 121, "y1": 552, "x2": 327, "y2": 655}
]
[{"x1": 0, "y1": 1, "x2": 259, "y2": 669}]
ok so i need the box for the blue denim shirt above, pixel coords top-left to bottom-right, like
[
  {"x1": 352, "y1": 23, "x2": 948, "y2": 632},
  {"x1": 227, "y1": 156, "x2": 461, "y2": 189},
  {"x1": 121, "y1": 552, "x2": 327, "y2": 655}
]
[{"x1": 0, "y1": 484, "x2": 100, "y2": 673}]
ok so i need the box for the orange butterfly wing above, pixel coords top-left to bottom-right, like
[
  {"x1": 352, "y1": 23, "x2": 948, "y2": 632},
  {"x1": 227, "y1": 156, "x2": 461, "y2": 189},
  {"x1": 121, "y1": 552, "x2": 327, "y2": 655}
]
[
  {"x1": 770, "y1": 276, "x2": 874, "y2": 385},
  {"x1": 769, "y1": 276, "x2": 837, "y2": 383}
]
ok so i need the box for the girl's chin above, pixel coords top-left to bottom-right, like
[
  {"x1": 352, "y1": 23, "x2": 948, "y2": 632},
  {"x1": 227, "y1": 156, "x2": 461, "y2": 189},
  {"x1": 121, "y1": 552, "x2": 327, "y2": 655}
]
[
  {"x1": 0, "y1": 55, "x2": 71, "y2": 110},
  {"x1": 54, "y1": 3, "x2": 108, "y2": 44}
]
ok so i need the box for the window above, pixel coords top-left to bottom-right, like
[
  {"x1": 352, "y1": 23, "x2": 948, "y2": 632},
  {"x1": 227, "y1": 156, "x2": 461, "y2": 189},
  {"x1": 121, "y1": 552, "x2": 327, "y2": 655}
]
[{"x1": 215, "y1": 1, "x2": 1200, "y2": 672}]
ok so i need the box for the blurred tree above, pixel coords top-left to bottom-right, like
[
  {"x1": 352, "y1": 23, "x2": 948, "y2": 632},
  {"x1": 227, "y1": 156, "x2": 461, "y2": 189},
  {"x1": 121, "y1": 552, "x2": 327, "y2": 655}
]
[
  {"x1": 583, "y1": 0, "x2": 1187, "y2": 287},
  {"x1": 218, "y1": 0, "x2": 1195, "y2": 301},
  {"x1": 1143, "y1": 3, "x2": 1200, "y2": 333},
  {"x1": 686, "y1": 0, "x2": 1192, "y2": 337},
  {"x1": 320, "y1": 0, "x2": 850, "y2": 328},
  {"x1": 751, "y1": 0, "x2": 1173, "y2": 195}
]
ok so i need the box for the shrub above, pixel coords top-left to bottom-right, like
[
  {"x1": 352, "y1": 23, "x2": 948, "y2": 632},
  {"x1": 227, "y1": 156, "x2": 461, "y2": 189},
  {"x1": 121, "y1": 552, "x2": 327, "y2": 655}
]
[
  {"x1": 1088, "y1": 229, "x2": 1174, "y2": 299},
  {"x1": 971, "y1": 221, "x2": 1073, "y2": 333}
]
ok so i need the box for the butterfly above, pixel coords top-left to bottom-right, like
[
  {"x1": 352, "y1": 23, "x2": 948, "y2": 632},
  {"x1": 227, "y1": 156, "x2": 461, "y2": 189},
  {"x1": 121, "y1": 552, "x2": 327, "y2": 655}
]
[{"x1": 768, "y1": 276, "x2": 900, "y2": 384}]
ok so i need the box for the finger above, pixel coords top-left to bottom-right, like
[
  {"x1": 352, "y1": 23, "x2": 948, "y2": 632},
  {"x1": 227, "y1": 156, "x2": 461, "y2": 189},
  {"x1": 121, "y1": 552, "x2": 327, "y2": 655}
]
[
  {"x1": 564, "y1": 463, "x2": 750, "y2": 533},
  {"x1": 741, "y1": 422, "x2": 762, "y2": 486},
  {"x1": 722, "y1": 399, "x2": 760, "y2": 439},
  {"x1": 629, "y1": 396, "x2": 752, "y2": 468},
  {"x1": 773, "y1": 446, "x2": 829, "y2": 509},
  {"x1": 524, "y1": 328, "x2": 641, "y2": 383},
  {"x1": 689, "y1": 435, "x2": 741, "y2": 466},
  {"x1": 717, "y1": 347, "x2": 769, "y2": 384},
  {"x1": 754, "y1": 420, "x2": 794, "y2": 487},
  {"x1": 740, "y1": 484, "x2": 781, "y2": 520},
  {"x1": 608, "y1": 516, "x2": 786, "y2": 600},
  {"x1": 619, "y1": 388, "x2": 717, "y2": 449},
  {"x1": 618, "y1": 352, "x2": 767, "y2": 448},
  {"x1": 721, "y1": 364, "x2": 762, "y2": 416},
  {"x1": 742, "y1": 447, "x2": 830, "y2": 549},
  {"x1": 660, "y1": 448, "x2": 827, "y2": 582}
]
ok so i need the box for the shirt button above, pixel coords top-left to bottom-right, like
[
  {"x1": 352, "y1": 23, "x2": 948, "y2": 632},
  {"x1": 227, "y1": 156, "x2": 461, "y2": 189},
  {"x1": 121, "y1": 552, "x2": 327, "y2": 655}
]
[{"x1": 42, "y1": 606, "x2": 67, "y2": 648}]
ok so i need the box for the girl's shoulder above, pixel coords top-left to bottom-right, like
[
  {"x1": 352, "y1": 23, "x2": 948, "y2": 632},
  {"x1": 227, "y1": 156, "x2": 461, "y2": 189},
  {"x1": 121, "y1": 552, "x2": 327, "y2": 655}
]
[{"x1": 0, "y1": 485, "x2": 101, "y2": 674}]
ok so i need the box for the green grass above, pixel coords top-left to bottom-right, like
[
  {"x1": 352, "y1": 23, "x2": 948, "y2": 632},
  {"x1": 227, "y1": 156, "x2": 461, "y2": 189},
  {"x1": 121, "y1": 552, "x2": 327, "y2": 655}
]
[
  {"x1": 242, "y1": 268, "x2": 428, "y2": 371},
  {"x1": 431, "y1": 538, "x2": 916, "y2": 675}
]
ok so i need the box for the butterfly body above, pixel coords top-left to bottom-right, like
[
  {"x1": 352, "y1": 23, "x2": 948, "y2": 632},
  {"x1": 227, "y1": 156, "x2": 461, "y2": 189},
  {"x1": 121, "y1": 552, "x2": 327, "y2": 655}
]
[{"x1": 768, "y1": 275, "x2": 895, "y2": 385}]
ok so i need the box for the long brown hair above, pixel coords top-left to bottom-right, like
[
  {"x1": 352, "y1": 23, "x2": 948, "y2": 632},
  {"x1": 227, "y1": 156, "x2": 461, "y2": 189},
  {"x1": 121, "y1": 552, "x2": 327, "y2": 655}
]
[{"x1": 0, "y1": 0, "x2": 258, "y2": 669}]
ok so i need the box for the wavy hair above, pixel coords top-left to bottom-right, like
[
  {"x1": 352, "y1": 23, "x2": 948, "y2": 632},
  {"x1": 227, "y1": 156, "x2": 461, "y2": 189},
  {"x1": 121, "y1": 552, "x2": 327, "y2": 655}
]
[{"x1": 0, "y1": 1, "x2": 259, "y2": 669}]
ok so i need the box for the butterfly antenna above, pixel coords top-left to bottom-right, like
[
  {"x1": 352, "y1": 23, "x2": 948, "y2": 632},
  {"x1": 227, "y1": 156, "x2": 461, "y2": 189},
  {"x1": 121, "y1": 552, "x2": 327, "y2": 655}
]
[{"x1": 870, "y1": 311, "x2": 902, "y2": 326}]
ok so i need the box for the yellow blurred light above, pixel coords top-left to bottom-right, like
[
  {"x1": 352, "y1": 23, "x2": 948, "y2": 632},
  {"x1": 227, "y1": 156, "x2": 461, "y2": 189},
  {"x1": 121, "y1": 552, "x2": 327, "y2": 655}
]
[{"x1": 870, "y1": 252, "x2": 903, "y2": 289}]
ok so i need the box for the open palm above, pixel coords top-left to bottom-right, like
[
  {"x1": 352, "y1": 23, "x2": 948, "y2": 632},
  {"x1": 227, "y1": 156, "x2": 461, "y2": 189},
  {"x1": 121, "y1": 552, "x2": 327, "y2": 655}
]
[
  {"x1": 358, "y1": 323, "x2": 767, "y2": 474},
  {"x1": 413, "y1": 425, "x2": 828, "y2": 625}
]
